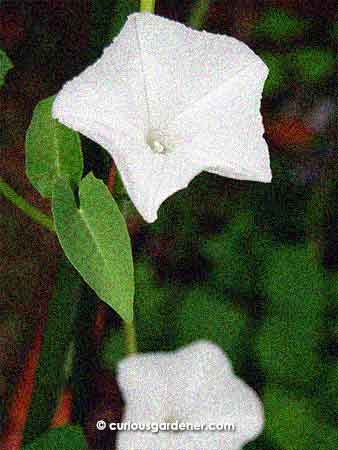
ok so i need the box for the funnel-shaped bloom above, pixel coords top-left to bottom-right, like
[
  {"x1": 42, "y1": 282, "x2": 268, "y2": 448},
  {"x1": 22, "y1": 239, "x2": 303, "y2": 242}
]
[
  {"x1": 53, "y1": 13, "x2": 271, "y2": 222},
  {"x1": 116, "y1": 341, "x2": 264, "y2": 449}
]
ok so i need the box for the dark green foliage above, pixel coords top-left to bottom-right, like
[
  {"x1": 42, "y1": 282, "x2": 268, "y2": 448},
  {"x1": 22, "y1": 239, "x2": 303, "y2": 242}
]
[
  {"x1": 108, "y1": 0, "x2": 139, "y2": 42},
  {"x1": 23, "y1": 257, "x2": 82, "y2": 445},
  {"x1": 201, "y1": 213, "x2": 255, "y2": 296},
  {"x1": 175, "y1": 286, "x2": 248, "y2": 368},
  {"x1": 22, "y1": 425, "x2": 87, "y2": 450},
  {"x1": 259, "y1": 244, "x2": 325, "y2": 323},
  {"x1": 259, "y1": 52, "x2": 286, "y2": 96},
  {"x1": 288, "y1": 48, "x2": 336, "y2": 83},
  {"x1": 0, "y1": 48, "x2": 13, "y2": 87},
  {"x1": 263, "y1": 386, "x2": 338, "y2": 450},
  {"x1": 255, "y1": 8, "x2": 308, "y2": 42}
]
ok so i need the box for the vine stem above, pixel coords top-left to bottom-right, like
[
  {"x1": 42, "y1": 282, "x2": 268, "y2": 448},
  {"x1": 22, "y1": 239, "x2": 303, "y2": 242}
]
[
  {"x1": 188, "y1": 0, "x2": 210, "y2": 30},
  {"x1": 0, "y1": 176, "x2": 55, "y2": 233},
  {"x1": 140, "y1": 0, "x2": 156, "y2": 13},
  {"x1": 124, "y1": 320, "x2": 138, "y2": 355}
]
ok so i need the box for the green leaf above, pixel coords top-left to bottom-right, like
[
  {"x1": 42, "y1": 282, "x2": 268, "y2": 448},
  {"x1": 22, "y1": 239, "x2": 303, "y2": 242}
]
[
  {"x1": 260, "y1": 243, "x2": 325, "y2": 325},
  {"x1": 134, "y1": 259, "x2": 170, "y2": 351},
  {"x1": 188, "y1": 0, "x2": 210, "y2": 30},
  {"x1": 22, "y1": 425, "x2": 87, "y2": 450},
  {"x1": 288, "y1": 48, "x2": 336, "y2": 82},
  {"x1": 255, "y1": 315, "x2": 322, "y2": 388},
  {"x1": 175, "y1": 286, "x2": 248, "y2": 368},
  {"x1": 23, "y1": 257, "x2": 82, "y2": 445},
  {"x1": 255, "y1": 8, "x2": 308, "y2": 42},
  {"x1": 259, "y1": 52, "x2": 287, "y2": 96},
  {"x1": 108, "y1": 0, "x2": 139, "y2": 41},
  {"x1": 26, "y1": 96, "x2": 83, "y2": 199},
  {"x1": 331, "y1": 16, "x2": 338, "y2": 40},
  {"x1": 201, "y1": 213, "x2": 254, "y2": 296},
  {"x1": 52, "y1": 173, "x2": 134, "y2": 322},
  {"x1": 263, "y1": 387, "x2": 338, "y2": 450},
  {"x1": 101, "y1": 327, "x2": 126, "y2": 370},
  {"x1": 255, "y1": 243, "x2": 326, "y2": 388},
  {"x1": 325, "y1": 361, "x2": 338, "y2": 412},
  {"x1": 0, "y1": 48, "x2": 13, "y2": 87}
]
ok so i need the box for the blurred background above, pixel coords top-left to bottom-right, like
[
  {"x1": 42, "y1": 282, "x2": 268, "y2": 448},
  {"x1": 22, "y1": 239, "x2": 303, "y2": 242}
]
[{"x1": 0, "y1": 1, "x2": 337, "y2": 449}]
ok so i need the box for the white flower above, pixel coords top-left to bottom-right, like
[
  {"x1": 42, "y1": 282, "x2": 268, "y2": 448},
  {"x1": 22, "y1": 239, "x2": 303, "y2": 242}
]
[
  {"x1": 52, "y1": 13, "x2": 271, "y2": 223},
  {"x1": 116, "y1": 340, "x2": 264, "y2": 450}
]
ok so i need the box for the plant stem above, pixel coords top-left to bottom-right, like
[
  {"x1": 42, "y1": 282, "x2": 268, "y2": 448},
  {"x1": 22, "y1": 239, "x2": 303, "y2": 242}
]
[
  {"x1": 0, "y1": 318, "x2": 46, "y2": 450},
  {"x1": 50, "y1": 387, "x2": 73, "y2": 428},
  {"x1": 188, "y1": 0, "x2": 210, "y2": 30},
  {"x1": 140, "y1": 0, "x2": 156, "y2": 13},
  {"x1": 124, "y1": 320, "x2": 138, "y2": 354},
  {"x1": 0, "y1": 176, "x2": 55, "y2": 233}
]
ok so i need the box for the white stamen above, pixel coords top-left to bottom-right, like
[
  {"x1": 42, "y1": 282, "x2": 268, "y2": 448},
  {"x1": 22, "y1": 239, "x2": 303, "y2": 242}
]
[
  {"x1": 152, "y1": 140, "x2": 165, "y2": 154},
  {"x1": 147, "y1": 129, "x2": 168, "y2": 154}
]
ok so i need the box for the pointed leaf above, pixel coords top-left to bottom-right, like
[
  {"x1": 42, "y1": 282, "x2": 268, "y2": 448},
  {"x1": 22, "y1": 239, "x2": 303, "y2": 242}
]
[
  {"x1": 0, "y1": 48, "x2": 13, "y2": 87},
  {"x1": 52, "y1": 173, "x2": 134, "y2": 322},
  {"x1": 26, "y1": 96, "x2": 83, "y2": 198},
  {"x1": 22, "y1": 425, "x2": 87, "y2": 450}
]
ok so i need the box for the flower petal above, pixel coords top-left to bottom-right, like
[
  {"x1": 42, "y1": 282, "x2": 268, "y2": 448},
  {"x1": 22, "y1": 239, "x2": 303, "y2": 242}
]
[
  {"x1": 110, "y1": 144, "x2": 203, "y2": 223},
  {"x1": 188, "y1": 377, "x2": 264, "y2": 448},
  {"x1": 167, "y1": 341, "x2": 234, "y2": 421},
  {"x1": 117, "y1": 350, "x2": 173, "y2": 422},
  {"x1": 147, "y1": 152, "x2": 204, "y2": 222},
  {"x1": 168, "y1": 341, "x2": 263, "y2": 449},
  {"x1": 53, "y1": 14, "x2": 148, "y2": 139},
  {"x1": 116, "y1": 430, "x2": 175, "y2": 450},
  {"x1": 116, "y1": 341, "x2": 232, "y2": 427},
  {"x1": 167, "y1": 61, "x2": 271, "y2": 182},
  {"x1": 134, "y1": 13, "x2": 263, "y2": 129}
]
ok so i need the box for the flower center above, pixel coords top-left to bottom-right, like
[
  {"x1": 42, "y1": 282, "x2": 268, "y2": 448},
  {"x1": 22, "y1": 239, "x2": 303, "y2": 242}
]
[
  {"x1": 147, "y1": 129, "x2": 171, "y2": 154},
  {"x1": 151, "y1": 139, "x2": 166, "y2": 154}
]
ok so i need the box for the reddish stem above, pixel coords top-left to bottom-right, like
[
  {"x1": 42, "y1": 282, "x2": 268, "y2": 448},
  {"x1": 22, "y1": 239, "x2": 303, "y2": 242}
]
[
  {"x1": 0, "y1": 320, "x2": 45, "y2": 450},
  {"x1": 50, "y1": 386, "x2": 73, "y2": 428},
  {"x1": 107, "y1": 163, "x2": 117, "y2": 194}
]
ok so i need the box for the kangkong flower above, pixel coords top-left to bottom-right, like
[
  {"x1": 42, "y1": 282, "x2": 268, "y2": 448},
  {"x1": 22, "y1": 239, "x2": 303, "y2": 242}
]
[
  {"x1": 116, "y1": 341, "x2": 264, "y2": 450},
  {"x1": 53, "y1": 13, "x2": 271, "y2": 222}
]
